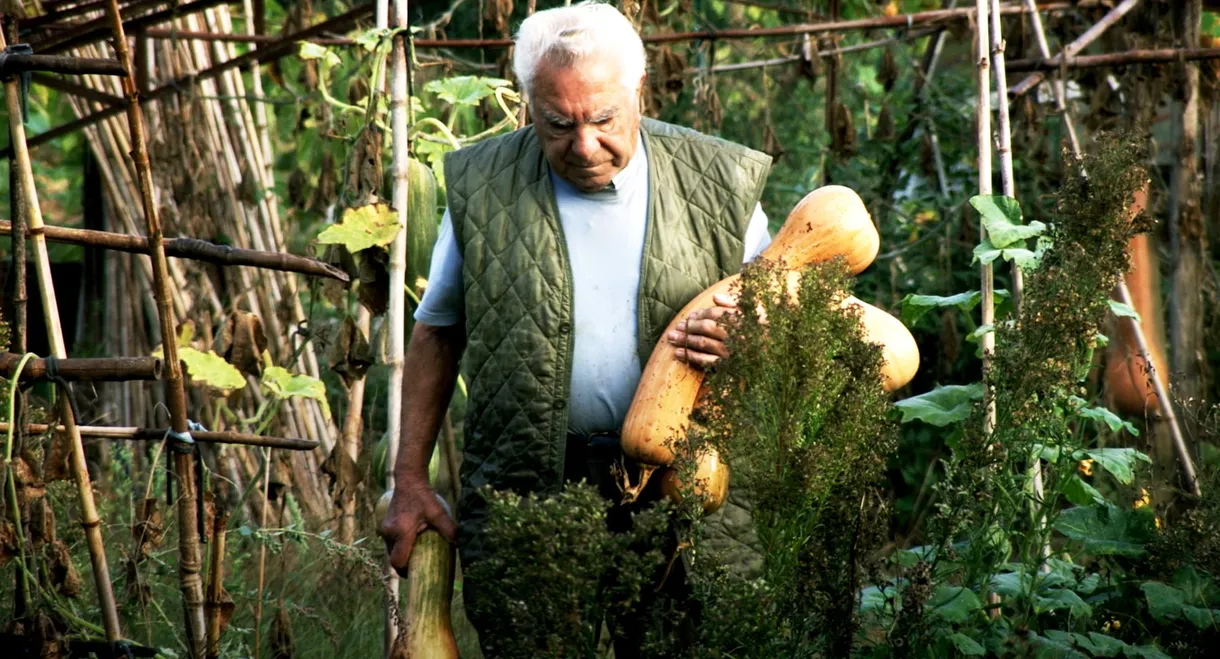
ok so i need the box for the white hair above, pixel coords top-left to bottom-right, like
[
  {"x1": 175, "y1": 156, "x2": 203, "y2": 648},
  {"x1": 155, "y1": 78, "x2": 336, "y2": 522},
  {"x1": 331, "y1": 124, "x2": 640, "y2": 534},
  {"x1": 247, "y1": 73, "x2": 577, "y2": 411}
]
[{"x1": 512, "y1": 1, "x2": 647, "y2": 99}]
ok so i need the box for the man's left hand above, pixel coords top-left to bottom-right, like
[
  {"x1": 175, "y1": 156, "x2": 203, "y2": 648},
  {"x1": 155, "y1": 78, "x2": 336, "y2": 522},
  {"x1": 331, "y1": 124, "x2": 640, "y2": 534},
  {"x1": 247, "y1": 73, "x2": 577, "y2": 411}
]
[{"x1": 667, "y1": 293, "x2": 737, "y2": 370}]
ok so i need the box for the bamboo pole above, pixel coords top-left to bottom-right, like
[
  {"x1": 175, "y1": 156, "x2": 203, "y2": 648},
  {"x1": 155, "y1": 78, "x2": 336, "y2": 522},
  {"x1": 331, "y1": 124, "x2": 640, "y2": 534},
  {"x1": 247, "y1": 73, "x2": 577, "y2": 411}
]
[
  {"x1": 0, "y1": 25, "x2": 124, "y2": 645},
  {"x1": 205, "y1": 506, "x2": 229, "y2": 659},
  {"x1": 0, "y1": 221, "x2": 350, "y2": 281},
  {"x1": 975, "y1": 0, "x2": 996, "y2": 437},
  {"x1": 5, "y1": 8, "x2": 30, "y2": 621},
  {"x1": 0, "y1": 423, "x2": 321, "y2": 451},
  {"x1": 1022, "y1": 0, "x2": 1081, "y2": 158},
  {"x1": 101, "y1": 1, "x2": 209, "y2": 654},
  {"x1": 0, "y1": 353, "x2": 162, "y2": 381},
  {"x1": 989, "y1": 0, "x2": 1022, "y2": 307},
  {"x1": 1006, "y1": 46, "x2": 1220, "y2": 72},
  {"x1": 0, "y1": 53, "x2": 127, "y2": 76},
  {"x1": 39, "y1": 0, "x2": 233, "y2": 54},
  {"x1": 1007, "y1": 0, "x2": 1141, "y2": 98},
  {"x1": 240, "y1": 0, "x2": 274, "y2": 191},
  {"x1": 386, "y1": 0, "x2": 407, "y2": 651}
]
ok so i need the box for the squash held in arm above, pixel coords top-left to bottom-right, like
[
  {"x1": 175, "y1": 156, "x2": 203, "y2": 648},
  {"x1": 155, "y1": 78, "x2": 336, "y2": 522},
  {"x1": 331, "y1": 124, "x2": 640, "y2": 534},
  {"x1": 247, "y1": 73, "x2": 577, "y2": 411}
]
[{"x1": 619, "y1": 185, "x2": 919, "y2": 507}]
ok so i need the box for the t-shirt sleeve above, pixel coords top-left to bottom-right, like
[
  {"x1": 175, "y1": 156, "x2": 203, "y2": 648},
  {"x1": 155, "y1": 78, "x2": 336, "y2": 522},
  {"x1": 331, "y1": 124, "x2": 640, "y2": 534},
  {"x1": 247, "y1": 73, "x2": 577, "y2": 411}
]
[
  {"x1": 742, "y1": 202, "x2": 773, "y2": 263},
  {"x1": 413, "y1": 209, "x2": 465, "y2": 327}
]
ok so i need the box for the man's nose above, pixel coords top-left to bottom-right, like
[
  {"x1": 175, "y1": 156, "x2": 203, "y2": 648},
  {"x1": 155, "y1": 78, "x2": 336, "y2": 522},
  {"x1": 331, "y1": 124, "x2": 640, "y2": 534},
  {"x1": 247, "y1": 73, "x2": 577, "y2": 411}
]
[{"x1": 571, "y1": 127, "x2": 600, "y2": 162}]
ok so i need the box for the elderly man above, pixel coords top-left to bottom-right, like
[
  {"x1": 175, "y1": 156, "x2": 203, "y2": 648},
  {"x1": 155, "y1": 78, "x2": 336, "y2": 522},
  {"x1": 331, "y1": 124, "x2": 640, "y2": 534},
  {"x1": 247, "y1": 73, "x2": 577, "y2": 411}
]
[{"x1": 381, "y1": 1, "x2": 773, "y2": 653}]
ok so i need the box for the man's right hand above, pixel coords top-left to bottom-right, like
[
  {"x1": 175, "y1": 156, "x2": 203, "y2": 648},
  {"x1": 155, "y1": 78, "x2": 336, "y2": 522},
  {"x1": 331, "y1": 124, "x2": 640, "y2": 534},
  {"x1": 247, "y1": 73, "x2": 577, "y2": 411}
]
[{"x1": 380, "y1": 479, "x2": 459, "y2": 578}]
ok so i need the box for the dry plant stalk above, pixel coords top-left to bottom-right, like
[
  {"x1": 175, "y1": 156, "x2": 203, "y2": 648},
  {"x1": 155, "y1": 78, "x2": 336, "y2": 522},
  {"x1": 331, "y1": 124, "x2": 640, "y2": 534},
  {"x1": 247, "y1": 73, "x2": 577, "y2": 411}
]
[
  {"x1": 0, "y1": 25, "x2": 125, "y2": 642},
  {"x1": 1021, "y1": 0, "x2": 1199, "y2": 497},
  {"x1": 339, "y1": 307, "x2": 372, "y2": 544},
  {"x1": 101, "y1": 0, "x2": 209, "y2": 653}
]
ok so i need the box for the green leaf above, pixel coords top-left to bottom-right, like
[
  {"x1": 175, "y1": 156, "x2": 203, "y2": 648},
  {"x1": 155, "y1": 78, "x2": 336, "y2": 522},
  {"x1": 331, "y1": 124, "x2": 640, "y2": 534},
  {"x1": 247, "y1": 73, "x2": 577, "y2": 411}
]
[
  {"x1": 298, "y1": 42, "x2": 341, "y2": 69},
  {"x1": 424, "y1": 75, "x2": 513, "y2": 107},
  {"x1": 990, "y1": 571, "x2": 1032, "y2": 597},
  {"x1": 1108, "y1": 300, "x2": 1141, "y2": 321},
  {"x1": 1084, "y1": 633, "x2": 1128, "y2": 657},
  {"x1": 1054, "y1": 503, "x2": 1155, "y2": 557},
  {"x1": 316, "y1": 203, "x2": 401, "y2": 253},
  {"x1": 1183, "y1": 606, "x2": 1220, "y2": 629},
  {"x1": 1095, "y1": 332, "x2": 1110, "y2": 347},
  {"x1": 1069, "y1": 396, "x2": 1139, "y2": 436},
  {"x1": 154, "y1": 331, "x2": 246, "y2": 392},
  {"x1": 1063, "y1": 474, "x2": 1106, "y2": 506},
  {"x1": 967, "y1": 323, "x2": 995, "y2": 343},
  {"x1": 1031, "y1": 633, "x2": 1089, "y2": 659},
  {"x1": 1082, "y1": 447, "x2": 1152, "y2": 485},
  {"x1": 261, "y1": 357, "x2": 333, "y2": 421},
  {"x1": 353, "y1": 27, "x2": 390, "y2": 52},
  {"x1": 972, "y1": 239, "x2": 1038, "y2": 267},
  {"x1": 927, "y1": 586, "x2": 981, "y2": 624},
  {"x1": 1035, "y1": 589, "x2": 1093, "y2": 618},
  {"x1": 947, "y1": 633, "x2": 986, "y2": 656},
  {"x1": 900, "y1": 290, "x2": 981, "y2": 325},
  {"x1": 859, "y1": 585, "x2": 892, "y2": 615},
  {"x1": 970, "y1": 194, "x2": 1047, "y2": 248},
  {"x1": 1141, "y1": 582, "x2": 1187, "y2": 621},
  {"x1": 1076, "y1": 573, "x2": 1102, "y2": 595},
  {"x1": 1124, "y1": 645, "x2": 1173, "y2": 659},
  {"x1": 894, "y1": 384, "x2": 984, "y2": 426}
]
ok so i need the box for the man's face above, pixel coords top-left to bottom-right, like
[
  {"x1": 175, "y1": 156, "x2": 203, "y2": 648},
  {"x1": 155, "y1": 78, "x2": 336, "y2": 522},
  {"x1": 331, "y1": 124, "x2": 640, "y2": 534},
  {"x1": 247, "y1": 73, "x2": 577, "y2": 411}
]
[{"x1": 529, "y1": 56, "x2": 643, "y2": 192}]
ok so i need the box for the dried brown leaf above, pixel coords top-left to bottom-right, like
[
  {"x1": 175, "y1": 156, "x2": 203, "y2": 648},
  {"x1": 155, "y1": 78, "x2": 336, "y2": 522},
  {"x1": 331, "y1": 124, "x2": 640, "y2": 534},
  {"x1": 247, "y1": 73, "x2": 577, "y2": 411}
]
[
  {"x1": 347, "y1": 127, "x2": 384, "y2": 203},
  {"x1": 28, "y1": 497, "x2": 56, "y2": 546},
  {"x1": 875, "y1": 106, "x2": 896, "y2": 142},
  {"x1": 45, "y1": 539, "x2": 81, "y2": 598},
  {"x1": 327, "y1": 316, "x2": 374, "y2": 386},
  {"x1": 0, "y1": 519, "x2": 17, "y2": 567},
  {"x1": 832, "y1": 103, "x2": 856, "y2": 156},
  {"x1": 124, "y1": 557, "x2": 151, "y2": 607},
  {"x1": 485, "y1": 0, "x2": 514, "y2": 36},
  {"x1": 218, "y1": 311, "x2": 269, "y2": 378},
  {"x1": 131, "y1": 498, "x2": 165, "y2": 561},
  {"x1": 320, "y1": 448, "x2": 362, "y2": 510},
  {"x1": 356, "y1": 248, "x2": 391, "y2": 315},
  {"x1": 879, "y1": 48, "x2": 899, "y2": 93}
]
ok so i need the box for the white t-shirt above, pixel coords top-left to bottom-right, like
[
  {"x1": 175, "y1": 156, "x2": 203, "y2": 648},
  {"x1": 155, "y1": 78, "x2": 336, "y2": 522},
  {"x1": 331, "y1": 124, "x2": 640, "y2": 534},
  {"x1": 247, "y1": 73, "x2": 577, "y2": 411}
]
[{"x1": 415, "y1": 135, "x2": 772, "y2": 434}]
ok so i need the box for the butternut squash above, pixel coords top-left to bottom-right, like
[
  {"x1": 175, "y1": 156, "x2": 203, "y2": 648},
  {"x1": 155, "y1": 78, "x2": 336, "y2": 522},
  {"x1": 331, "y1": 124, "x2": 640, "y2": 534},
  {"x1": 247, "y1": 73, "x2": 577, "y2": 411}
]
[
  {"x1": 620, "y1": 185, "x2": 919, "y2": 506},
  {"x1": 377, "y1": 489, "x2": 459, "y2": 659},
  {"x1": 659, "y1": 448, "x2": 730, "y2": 515}
]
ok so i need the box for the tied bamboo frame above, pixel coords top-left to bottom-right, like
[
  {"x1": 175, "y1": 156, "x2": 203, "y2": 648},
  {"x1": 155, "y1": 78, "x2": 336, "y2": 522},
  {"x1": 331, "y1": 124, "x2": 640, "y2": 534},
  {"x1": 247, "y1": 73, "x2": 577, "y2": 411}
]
[
  {"x1": 101, "y1": 0, "x2": 210, "y2": 653},
  {"x1": 0, "y1": 25, "x2": 124, "y2": 644}
]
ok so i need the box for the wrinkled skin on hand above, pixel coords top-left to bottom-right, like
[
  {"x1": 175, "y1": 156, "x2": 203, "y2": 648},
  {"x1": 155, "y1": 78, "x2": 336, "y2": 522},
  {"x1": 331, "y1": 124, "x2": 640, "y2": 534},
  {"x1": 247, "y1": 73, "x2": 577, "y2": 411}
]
[
  {"x1": 666, "y1": 292, "x2": 739, "y2": 370},
  {"x1": 379, "y1": 479, "x2": 458, "y2": 577}
]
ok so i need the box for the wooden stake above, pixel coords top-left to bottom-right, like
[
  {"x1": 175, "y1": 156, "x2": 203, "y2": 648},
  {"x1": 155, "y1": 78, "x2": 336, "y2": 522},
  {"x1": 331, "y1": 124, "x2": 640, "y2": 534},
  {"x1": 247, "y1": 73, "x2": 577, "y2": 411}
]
[
  {"x1": 989, "y1": 0, "x2": 1022, "y2": 308},
  {"x1": 0, "y1": 25, "x2": 124, "y2": 646},
  {"x1": 339, "y1": 307, "x2": 372, "y2": 545},
  {"x1": 0, "y1": 423, "x2": 320, "y2": 451},
  {"x1": 205, "y1": 505, "x2": 229, "y2": 659},
  {"x1": 101, "y1": 1, "x2": 209, "y2": 654}
]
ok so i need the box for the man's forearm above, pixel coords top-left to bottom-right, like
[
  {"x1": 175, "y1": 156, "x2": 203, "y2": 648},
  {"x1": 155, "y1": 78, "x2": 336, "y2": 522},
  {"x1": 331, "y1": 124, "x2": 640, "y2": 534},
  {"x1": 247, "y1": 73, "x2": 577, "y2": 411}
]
[{"x1": 394, "y1": 321, "x2": 466, "y2": 484}]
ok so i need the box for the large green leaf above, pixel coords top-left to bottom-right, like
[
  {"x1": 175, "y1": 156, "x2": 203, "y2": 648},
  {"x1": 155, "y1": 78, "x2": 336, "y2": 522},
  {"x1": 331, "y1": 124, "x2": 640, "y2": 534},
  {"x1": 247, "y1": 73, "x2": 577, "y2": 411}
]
[
  {"x1": 424, "y1": 75, "x2": 513, "y2": 107},
  {"x1": 298, "y1": 42, "x2": 341, "y2": 70},
  {"x1": 1108, "y1": 300, "x2": 1141, "y2": 321},
  {"x1": 153, "y1": 324, "x2": 245, "y2": 393},
  {"x1": 1124, "y1": 645, "x2": 1173, "y2": 659},
  {"x1": 1031, "y1": 633, "x2": 1089, "y2": 659},
  {"x1": 926, "y1": 586, "x2": 981, "y2": 624},
  {"x1": 1081, "y1": 448, "x2": 1152, "y2": 485},
  {"x1": 261, "y1": 357, "x2": 332, "y2": 421},
  {"x1": 990, "y1": 571, "x2": 1032, "y2": 597},
  {"x1": 1069, "y1": 397, "x2": 1140, "y2": 436},
  {"x1": 972, "y1": 239, "x2": 1039, "y2": 267},
  {"x1": 1054, "y1": 503, "x2": 1155, "y2": 557},
  {"x1": 317, "y1": 203, "x2": 401, "y2": 253},
  {"x1": 1035, "y1": 589, "x2": 1093, "y2": 618},
  {"x1": 970, "y1": 194, "x2": 1046, "y2": 248},
  {"x1": 1079, "y1": 633, "x2": 1127, "y2": 657},
  {"x1": 894, "y1": 384, "x2": 984, "y2": 426},
  {"x1": 1062, "y1": 474, "x2": 1106, "y2": 506},
  {"x1": 900, "y1": 291, "x2": 980, "y2": 325},
  {"x1": 947, "y1": 633, "x2": 986, "y2": 656}
]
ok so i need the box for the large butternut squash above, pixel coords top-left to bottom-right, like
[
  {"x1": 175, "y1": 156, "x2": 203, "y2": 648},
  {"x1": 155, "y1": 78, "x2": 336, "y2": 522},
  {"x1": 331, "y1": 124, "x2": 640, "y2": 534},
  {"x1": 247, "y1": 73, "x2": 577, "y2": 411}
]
[{"x1": 620, "y1": 186, "x2": 919, "y2": 508}]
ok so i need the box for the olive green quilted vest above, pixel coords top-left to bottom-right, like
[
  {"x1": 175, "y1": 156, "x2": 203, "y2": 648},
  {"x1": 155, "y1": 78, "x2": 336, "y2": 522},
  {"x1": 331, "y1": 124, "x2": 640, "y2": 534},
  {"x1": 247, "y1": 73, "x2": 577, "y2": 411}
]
[{"x1": 443, "y1": 118, "x2": 770, "y2": 557}]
